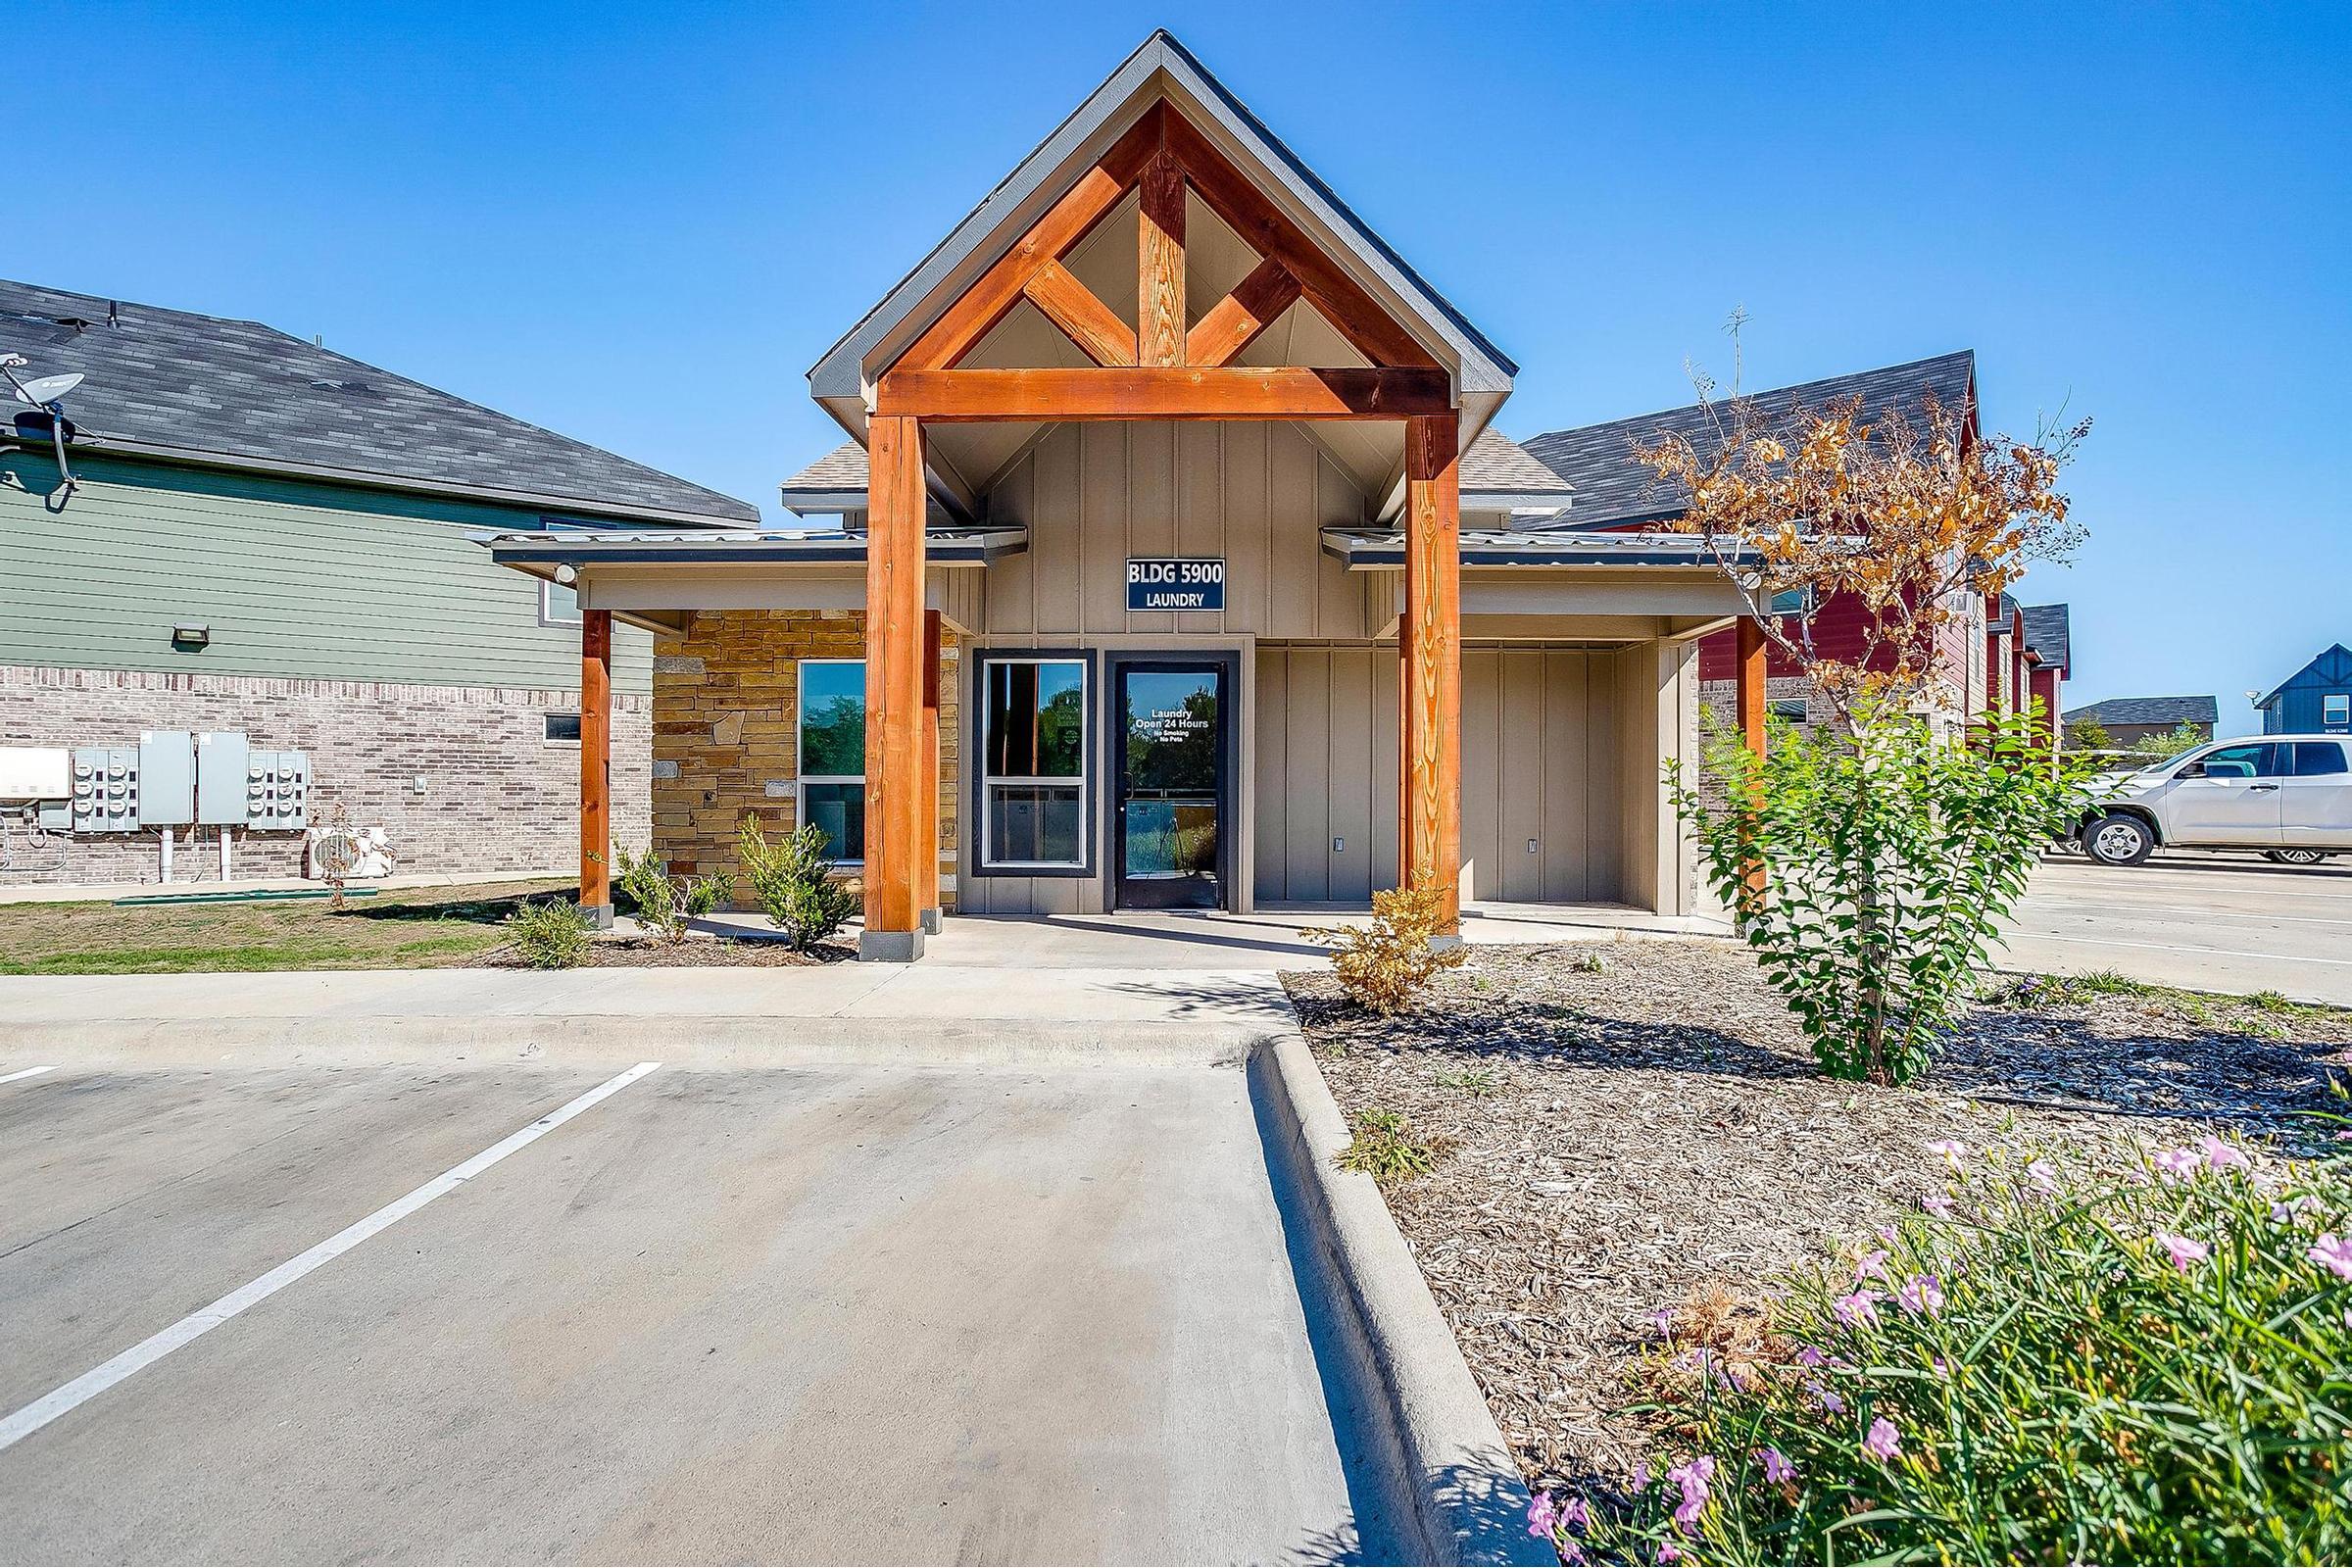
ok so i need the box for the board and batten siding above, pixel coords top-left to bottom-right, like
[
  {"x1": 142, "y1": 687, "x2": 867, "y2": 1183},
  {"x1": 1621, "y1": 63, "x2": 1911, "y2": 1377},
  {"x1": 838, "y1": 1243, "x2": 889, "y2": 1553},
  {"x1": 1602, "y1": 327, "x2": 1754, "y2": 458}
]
[
  {"x1": 1254, "y1": 643, "x2": 1634, "y2": 906},
  {"x1": 0, "y1": 452, "x2": 651, "y2": 692},
  {"x1": 981, "y1": 420, "x2": 1381, "y2": 641}
]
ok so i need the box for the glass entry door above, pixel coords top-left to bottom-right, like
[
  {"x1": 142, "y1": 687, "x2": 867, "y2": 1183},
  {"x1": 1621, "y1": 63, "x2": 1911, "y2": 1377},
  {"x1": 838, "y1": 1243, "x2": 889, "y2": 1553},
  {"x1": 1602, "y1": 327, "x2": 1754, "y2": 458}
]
[{"x1": 1114, "y1": 663, "x2": 1227, "y2": 909}]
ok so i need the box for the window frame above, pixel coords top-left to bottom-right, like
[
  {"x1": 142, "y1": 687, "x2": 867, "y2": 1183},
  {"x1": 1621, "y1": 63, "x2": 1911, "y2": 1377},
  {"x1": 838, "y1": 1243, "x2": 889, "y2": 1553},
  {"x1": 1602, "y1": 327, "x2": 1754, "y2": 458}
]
[
  {"x1": 796, "y1": 657, "x2": 867, "y2": 866},
  {"x1": 2324, "y1": 693, "x2": 2350, "y2": 729},
  {"x1": 969, "y1": 649, "x2": 1097, "y2": 879},
  {"x1": 543, "y1": 711, "x2": 582, "y2": 747},
  {"x1": 538, "y1": 578, "x2": 583, "y2": 628}
]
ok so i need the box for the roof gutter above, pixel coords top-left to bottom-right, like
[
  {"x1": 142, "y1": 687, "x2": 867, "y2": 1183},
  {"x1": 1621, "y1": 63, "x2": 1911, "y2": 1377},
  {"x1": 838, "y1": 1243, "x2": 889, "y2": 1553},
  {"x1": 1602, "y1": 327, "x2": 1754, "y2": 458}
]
[{"x1": 0, "y1": 429, "x2": 759, "y2": 531}]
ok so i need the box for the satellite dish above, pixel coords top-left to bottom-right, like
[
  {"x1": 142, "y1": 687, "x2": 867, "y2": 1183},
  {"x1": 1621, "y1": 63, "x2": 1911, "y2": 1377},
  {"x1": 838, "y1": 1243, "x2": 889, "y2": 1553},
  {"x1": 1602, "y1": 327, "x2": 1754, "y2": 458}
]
[{"x1": 10, "y1": 372, "x2": 82, "y2": 406}]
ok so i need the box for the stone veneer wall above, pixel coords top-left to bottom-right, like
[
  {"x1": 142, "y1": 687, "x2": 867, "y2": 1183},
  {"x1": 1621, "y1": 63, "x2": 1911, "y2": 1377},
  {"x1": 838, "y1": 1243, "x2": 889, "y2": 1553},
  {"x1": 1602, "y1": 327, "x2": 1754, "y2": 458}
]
[
  {"x1": 650, "y1": 610, "x2": 959, "y2": 906},
  {"x1": 0, "y1": 663, "x2": 647, "y2": 887}
]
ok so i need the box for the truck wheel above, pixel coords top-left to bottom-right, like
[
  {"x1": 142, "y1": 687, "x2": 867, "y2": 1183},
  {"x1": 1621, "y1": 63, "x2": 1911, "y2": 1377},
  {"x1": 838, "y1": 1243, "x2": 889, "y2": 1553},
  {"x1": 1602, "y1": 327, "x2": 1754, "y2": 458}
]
[
  {"x1": 2086, "y1": 813, "x2": 2155, "y2": 866},
  {"x1": 2265, "y1": 849, "x2": 2335, "y2": 866}
]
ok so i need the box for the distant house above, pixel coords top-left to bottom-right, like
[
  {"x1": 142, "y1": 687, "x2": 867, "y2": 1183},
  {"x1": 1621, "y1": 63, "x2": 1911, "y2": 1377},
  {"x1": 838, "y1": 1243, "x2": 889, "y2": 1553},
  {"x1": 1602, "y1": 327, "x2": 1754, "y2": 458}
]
[
  {"x1": 2256, "y1": 644, "x2": 2352, "y2": 735},
  {"x1": 2063, "y1": 695, "x2": 2219, "y2": 748},
  {"x1": 1522, "y1": 352, "x2": 2047, "y2": 733},
  {"x1": 0, "y1": 279, "x2": 757, "y2": 887}
]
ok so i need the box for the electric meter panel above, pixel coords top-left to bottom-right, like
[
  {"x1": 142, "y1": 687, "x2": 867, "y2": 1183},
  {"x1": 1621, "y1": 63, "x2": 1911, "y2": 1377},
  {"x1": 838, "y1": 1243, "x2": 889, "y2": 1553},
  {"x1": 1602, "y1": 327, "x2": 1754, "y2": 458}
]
[
  {"x1": 70, "y1": 748, "x2": 140, "y2": 833},
  {"x1": 246, "y1": 749, "x2": 312, "y2": 830}
]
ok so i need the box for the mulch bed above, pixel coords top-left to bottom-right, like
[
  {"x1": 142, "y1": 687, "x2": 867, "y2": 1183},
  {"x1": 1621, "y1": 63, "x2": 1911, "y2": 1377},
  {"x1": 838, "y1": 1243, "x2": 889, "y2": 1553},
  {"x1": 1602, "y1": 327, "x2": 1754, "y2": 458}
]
[
  {"x1": 1282, "y1": 940, "x2": 2352, "y2": 1498},
  {"x1": 480, "y1": 934, "x2": 853, "y2": 968}
]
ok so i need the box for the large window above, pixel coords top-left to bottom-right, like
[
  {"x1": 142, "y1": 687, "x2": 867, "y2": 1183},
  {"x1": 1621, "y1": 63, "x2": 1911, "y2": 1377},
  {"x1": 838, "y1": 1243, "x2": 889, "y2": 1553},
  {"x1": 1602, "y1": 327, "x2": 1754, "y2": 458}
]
[
  {"x1": 2325, "y1": 693, "x2": 2350, "y2": 730},
  {"x1": 980, "y1": 657, "x2": 1088, "y2": 870},
  {"x1": 798, "y1": 659, "x2": 866, "y2": 862}
]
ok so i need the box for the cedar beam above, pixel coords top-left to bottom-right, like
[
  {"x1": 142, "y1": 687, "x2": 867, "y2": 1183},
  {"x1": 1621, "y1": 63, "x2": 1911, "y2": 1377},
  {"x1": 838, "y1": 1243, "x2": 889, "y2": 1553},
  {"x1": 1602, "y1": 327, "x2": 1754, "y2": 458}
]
[
  {"x1": 876, "y1": 366, "x2": 1451, "y2": 422},
  {"x1": 861, "y1": 415, "x2": 929, "y2": 959},
  {"x1": 1736, "y1": 613, "x2": 1767, "y2": 915},
  {"x1": 1022, "y1": 260, "x2": 1137, "y2": 368},
  {"x1": 1402, "y1": 413, "x2": 1461, "y2": 935},
  {"x1": 1187, "y1": 258, "x2": 1299, "y2": 368},
  {"x1": 578, "y1": 607, "x2": 612, "y2": 926},
  {"x1": 1138, "y1": 151, "x2": 1187, "y2": 366},
  {"x1": 900, "y1": 104, "x2": 1165, "y2": 372}
]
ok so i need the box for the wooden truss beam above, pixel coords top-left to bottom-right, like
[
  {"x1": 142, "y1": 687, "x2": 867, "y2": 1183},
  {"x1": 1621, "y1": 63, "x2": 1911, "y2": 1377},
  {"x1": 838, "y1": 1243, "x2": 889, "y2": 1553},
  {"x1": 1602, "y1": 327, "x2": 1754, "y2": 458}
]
[
  {"x1": 876, "y1": 366, "x2": 1449, "y2": 422},
  {"x1": 1137, "y1": 151, "x2": 1187, "y2": 366},
  {"x1": 1021, "y1": 260, "x2": 1136, "y2": 367},
  {"x1": 1186, "y1": 257, "x2": 1300, "y2": 368}
]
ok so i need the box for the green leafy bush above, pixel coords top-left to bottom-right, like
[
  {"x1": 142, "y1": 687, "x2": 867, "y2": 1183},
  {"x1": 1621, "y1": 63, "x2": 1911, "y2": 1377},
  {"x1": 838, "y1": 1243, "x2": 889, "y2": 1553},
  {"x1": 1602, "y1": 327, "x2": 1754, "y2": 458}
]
[
  {"x1": 1673, "y1": 704, "x2": 2086, "y2": 1084},
  {"x1": 509, "y1": 898, "x2": 592, "y2": 969},
  {"x1": 612, "y1": 846, "x2": 731, "y2": 945},
  {"x1": 738, "y1": 815, "x2": 858, "y2": 952},
  {"x1": 1533, "y1": 1136, "x2": 2352, "y2": 1565},
  {"x1": 1302, "y1": 884, "x2": 1467, "y2": 1015}
]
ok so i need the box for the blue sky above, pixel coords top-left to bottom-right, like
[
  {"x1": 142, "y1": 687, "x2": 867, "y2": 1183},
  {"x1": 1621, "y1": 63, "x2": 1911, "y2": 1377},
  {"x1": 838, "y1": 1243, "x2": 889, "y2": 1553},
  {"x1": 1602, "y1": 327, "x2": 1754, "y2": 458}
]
[{"x1": 16, "y1": 2, "x2": 2349, "y2": 731}]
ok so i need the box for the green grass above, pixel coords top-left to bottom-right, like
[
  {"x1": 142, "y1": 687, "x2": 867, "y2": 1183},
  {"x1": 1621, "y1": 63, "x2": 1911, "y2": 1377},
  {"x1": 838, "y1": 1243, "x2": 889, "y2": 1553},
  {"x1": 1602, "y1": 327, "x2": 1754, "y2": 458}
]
[
  {"x1": 0, "y1": 879, "x2": 569, "y2": 975},
  {"x1": 1983, "y1": 968, "x2": 2339, "y2": 1039},
  {"x1": 1432, "y1": 1065, "x2": 1499, "y2": 1097},
  {"x1": 1336, "y1": 1107, "x2": 1447, "y2": 1181}
]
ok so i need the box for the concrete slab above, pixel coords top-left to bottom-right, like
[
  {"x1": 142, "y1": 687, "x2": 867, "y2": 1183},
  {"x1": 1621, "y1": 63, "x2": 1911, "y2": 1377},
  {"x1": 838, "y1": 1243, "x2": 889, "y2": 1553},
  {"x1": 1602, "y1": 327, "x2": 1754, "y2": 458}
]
[
  {"x1": 0, "y1": 1060, "x2": 1405, "y2": 1564},
  {"x1": 1997, "y1": 853, "x2": 2352, "y2": 1004}
]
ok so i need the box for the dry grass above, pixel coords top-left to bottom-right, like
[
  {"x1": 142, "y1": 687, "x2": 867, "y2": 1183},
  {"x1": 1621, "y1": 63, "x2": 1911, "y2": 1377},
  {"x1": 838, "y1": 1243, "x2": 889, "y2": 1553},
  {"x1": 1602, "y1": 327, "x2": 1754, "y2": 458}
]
[{"x1": 1283, "y1": 939, "x2": 2352, "y2": 1499}]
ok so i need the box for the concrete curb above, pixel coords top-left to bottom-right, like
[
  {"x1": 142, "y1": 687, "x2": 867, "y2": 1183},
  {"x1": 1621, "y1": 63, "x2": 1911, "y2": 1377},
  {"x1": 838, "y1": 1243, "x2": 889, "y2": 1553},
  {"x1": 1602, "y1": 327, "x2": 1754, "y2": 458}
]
[{"x1": 1250, "y1": 1026, "x2": 1552, "y2": 1567}]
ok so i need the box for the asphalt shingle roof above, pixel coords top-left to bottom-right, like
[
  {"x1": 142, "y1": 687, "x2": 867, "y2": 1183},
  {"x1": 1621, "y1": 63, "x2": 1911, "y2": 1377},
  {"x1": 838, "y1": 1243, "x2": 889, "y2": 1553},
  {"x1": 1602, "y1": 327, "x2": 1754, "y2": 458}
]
[
  {"x1": 2063, "y1": 695, "x2": 2218, "y2": 727},
  {"x1": 2021, "y1": 603, "x2": 2072, "y2": 672},
  {"x1": 1518, "y1": 352, "x2": 1978, "y2": 530},
  {"x1": 0, "y1": 279, "x2": 758, "y2": 524},
  {"x1": 779, "y1": 425, "x2": 1571, "y2": 506}
]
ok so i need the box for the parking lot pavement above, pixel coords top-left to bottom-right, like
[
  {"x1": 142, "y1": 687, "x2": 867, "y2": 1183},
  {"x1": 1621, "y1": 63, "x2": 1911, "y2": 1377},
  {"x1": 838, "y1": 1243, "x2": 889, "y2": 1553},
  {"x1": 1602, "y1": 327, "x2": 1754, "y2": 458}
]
[
  {"x1": 0, "y1": 1058, "x2": 1398, "y2": 1564},
  {"x1": 1997, "y1": 852, "x2": 2352, "y2": 1004}
]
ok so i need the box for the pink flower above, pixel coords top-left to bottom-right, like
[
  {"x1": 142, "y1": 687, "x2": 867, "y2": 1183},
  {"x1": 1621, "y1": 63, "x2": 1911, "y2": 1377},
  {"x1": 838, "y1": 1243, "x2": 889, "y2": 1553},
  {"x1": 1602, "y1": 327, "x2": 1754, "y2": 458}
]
[
  {"x1": 1651, "y1": 1306, "x2": 1677, "y2": 1339},
  {"x1": 1666, "y1": 1454, "x2": 1715, "y2": 1533},
  {"x1": 2196, "y1": 1134, "x2": 2248, "y2": 1173},
  {"x1": 1562, "y1": 1496, "x2": 1590, "y2": 1533},
  {"x1": 2272, "y1": 1196, "x2": 2322, "y2": 1225},
  {"x1": 1757, "y1": 1446, "x2": 1797, "y2": 1484},
  {"x1": 1896, "y1": 1273, "x2": 1946, "y2": 1317},
  {"x1": 1833, "y1": 1289, "x2": 1881, "y2": 1328},
  {"x1": 1657, "y1": 1544, "x2": 1682, "y2": 1565},
  {"x1": 1561, "y1": 1542, "x2": 1588, "y2": 1565},
  {"x1": 1863, "y1": 1415, "x2": 1902, "y2": 1461},
  {"x1": 1527, "y1": 1493, "x2": 1558, "y2": 1540},
  {"x1": 2155, "y1": 1231, "x2": 2211, "y2": 1273},
  {"x1": 1926, "y1": 1139, "x2": 1967, "y2": 1167},
  {"x1": 2309, "y1": 1233, "x2": 2352, "y2": 1281},
  {"x1": 1931, "y1": 1355, "x2": 1952, "y2": 1378},
  {"x1": 1854, "y1": 1248, "x2": 1891, "y2": 1282},
  {"x1": 1794, "y1": 1343, "x2": 1828, "y2": 1369},
  {"x1": 2153, "y1": 1148, "x2": 2202, "y2": 1183},
  {"x1": 2026, "y1": 1160, "x2": 2060, "y2": 1195},
  {"x1": 1920, "y1": 1192, "x2": 1954, "y2": 1217},
  {"x1": 1811, "y1": 1383, "x2": 1846, "y2": 1414}
]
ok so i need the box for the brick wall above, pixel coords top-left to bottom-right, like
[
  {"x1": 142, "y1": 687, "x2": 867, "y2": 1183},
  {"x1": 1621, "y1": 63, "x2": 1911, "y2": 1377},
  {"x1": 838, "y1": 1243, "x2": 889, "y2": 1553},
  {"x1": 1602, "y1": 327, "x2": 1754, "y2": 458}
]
[
  {"x1": 0, "y1": 663, "x2": 646, "y2": 887},
  {"x1": 650, "y1": 611, "x2": 958, "y2": 906}
]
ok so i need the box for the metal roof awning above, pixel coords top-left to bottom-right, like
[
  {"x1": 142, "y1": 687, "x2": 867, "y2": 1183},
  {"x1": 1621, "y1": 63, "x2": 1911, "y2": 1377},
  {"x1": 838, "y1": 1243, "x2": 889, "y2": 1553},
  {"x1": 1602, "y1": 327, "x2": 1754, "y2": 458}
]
[
  {"x1": 1321, "y1": 526, "x2": 1749, "y2": 570},
  {"x1": 476, "y1": 525, "x2": 1029, "y2": 570}
]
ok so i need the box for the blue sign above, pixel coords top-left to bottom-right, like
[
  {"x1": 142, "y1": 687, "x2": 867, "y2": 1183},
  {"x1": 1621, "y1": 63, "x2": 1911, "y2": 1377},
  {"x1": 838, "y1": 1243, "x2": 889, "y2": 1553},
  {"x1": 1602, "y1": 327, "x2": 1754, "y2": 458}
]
[{"x1": 1127, "y1": 557, "x2": 1226, "y2": 612}]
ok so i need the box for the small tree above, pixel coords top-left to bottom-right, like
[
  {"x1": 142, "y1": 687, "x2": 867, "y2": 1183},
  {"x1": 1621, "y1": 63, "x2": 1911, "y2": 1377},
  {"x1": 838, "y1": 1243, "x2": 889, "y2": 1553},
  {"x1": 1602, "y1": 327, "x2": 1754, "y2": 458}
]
[
  {"x1": 2064, "y1": 714, "x2": 2114, "y2": 754},
  {"x1": 738, "y1": 815, "x2": 858, "y2": 952},
  {"x1": 2133, "y1": 719, "x2": 2210, "y2": 761},
  {"x1": 1638, "y1": 332, "x2": 2091, "y2": 1083}
]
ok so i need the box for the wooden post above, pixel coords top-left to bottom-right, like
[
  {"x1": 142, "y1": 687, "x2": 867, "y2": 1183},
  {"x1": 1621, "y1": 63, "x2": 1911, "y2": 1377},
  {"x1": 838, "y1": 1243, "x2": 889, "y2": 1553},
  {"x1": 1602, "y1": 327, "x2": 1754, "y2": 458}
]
[
  {"x1": 1735, "y1": 613, "x2": 1767, "y2": 915},
  {"x1": 579, "y1": 607, "x2": 613, "y2": 927},
  {"x1": 1138, "y1": 152, "x2": 1186, "y2": 367},
  {"x1": 861, "y1": 416, "x2": 928, "y2": 960},
  {"x1": 1402, "y1": 413, "x2": 1461, "y2": 934},
  {"x1": 920, "y1": 609, "x2": 943, "y2": 932}
]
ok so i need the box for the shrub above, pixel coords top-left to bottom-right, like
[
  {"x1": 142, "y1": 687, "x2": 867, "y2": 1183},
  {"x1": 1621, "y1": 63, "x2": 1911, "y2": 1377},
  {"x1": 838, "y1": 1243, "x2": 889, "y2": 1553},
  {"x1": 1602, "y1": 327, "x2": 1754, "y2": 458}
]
[
  {"x1": 509, "y1": 899, "x2": 593, "y2": 969},
  {"x1": 684, "y1": 871, "x2": 732, "y2": 917},
  {"x1": 738, "y1": 815, "x2": 858, "y2": 952},
  {"x1": 1674, "y1": 704, "x2": 2087, "y2": 1084},
  {"x1": 1336, "y1": 1107, "x2": 1448, "y2": 1181},
  {"x1": 1533, "y1": 1137, "x2": 2352, "y2": 1565},
  {"x1": 612, "y1": 844, "x2": 687, "y2": 945},
  {"x1": 1303, "y1": 883, "x2": 1467, "y2": 1015}
]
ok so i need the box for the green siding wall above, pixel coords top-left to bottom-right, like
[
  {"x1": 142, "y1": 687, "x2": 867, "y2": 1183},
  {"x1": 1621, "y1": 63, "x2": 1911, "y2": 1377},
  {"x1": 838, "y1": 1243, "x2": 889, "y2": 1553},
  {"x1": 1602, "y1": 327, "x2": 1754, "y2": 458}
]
[{"x1": 0, "y1": 451, "x2": 652, "y2": 692}]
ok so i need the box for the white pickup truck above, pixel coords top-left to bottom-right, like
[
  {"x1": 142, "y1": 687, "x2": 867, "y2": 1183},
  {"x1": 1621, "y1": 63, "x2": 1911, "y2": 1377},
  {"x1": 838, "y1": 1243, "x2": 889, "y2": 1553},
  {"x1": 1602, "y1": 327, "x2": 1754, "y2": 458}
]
[{"x1": 2081, "y1": 734, "x2": 2352, "y2": 867}]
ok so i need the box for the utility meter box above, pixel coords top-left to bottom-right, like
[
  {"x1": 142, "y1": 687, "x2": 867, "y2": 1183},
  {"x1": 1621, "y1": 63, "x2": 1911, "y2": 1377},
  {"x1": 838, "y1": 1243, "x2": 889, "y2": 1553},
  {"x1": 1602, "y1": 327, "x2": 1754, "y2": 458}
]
[
  {"x1": 0, "y1": 746, "x2": 69, "y2": 803},
  {"x1": 71, "y1": 747, "x2": 140, "y2": 832},
  {"x1": 195, "y1": 731, "x2": 251, "y2": 825},
  {"x1": 137, "y1": 731, "x2": 195, "y2": 827},
  {"x1": 246, "y1": 749, "x2": 312, "y2": 830}
]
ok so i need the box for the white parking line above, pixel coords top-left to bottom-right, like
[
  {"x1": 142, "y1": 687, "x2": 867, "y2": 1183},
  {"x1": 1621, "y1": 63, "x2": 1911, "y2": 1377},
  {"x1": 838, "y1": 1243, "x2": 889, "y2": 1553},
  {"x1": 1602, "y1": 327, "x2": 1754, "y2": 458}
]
[
  {"x1": 2011, "y1": 931, "x2": 2352, "y2": 968},
  {"x1": 0, "y1": 1066, "x2": 54, "y2": 1087},
  {"x1": 0, "y1": 1060, "x2": 661, "y2": 1455}
]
